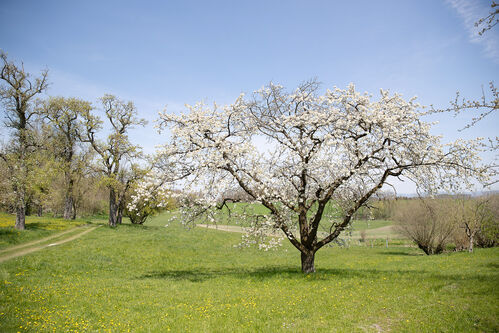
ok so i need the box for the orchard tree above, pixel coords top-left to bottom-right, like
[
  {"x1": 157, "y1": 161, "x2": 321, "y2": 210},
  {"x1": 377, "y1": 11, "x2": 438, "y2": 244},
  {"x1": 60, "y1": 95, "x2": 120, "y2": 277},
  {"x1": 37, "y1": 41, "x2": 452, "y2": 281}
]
[
  {"x1": 41, "y1": 96, "x2": 93, "y2": 219},
  {"x1": 156, "y1": 80, "x2": 490, "y2": 273},
  {"x1": 0, "y1": 51, "x2": 48, "y2": 229},
  {"x1": 80, "y1": 94, "x2": 146, "y2": 227}
]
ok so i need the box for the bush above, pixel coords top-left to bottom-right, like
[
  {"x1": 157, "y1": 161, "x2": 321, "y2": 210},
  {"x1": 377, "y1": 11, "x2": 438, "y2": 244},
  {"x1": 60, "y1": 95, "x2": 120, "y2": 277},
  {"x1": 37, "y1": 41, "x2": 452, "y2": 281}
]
[{"x1": 394, "y1": 198, "x2": 455, "y2": 255}]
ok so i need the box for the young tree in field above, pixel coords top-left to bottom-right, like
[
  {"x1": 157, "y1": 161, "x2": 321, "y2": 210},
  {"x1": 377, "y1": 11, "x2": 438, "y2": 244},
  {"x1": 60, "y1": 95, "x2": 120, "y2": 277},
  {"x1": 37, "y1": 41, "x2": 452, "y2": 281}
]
[
  {"x1": 0, "y1": 52, "x2": 48, "y2": 229},
  {"x1": 80, "y1": 95, "x2": 146, "y2": 227},
  {"x1": 41, "y1": 96, "x2": 93, "y2": 219},
  {"x1": 156, "y1": 81, "x2": 490, "y2": 273}
]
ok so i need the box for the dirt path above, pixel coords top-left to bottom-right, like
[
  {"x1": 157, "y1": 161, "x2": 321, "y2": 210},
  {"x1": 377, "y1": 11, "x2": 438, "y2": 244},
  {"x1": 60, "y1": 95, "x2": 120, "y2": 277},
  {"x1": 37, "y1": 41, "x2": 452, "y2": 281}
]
[
  {"x1": 196, "y1": 224, "x2": 248, "y2": 233},
  {"x1": 0, "y1": 226, "x2": 84, "y2": 254},
  {"x1": 196, "y1": 224, "x2": 283, "y2": 237},
  {"x1": 0, "y1": 225, "x2": 100, "y2": 263}
]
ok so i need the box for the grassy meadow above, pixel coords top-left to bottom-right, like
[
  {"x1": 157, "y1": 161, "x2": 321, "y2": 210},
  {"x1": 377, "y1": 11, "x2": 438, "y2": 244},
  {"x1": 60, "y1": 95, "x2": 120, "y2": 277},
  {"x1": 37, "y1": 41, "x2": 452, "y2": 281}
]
[{"x1": 0, "y1": 212, "x2": 498, "y2": 332}]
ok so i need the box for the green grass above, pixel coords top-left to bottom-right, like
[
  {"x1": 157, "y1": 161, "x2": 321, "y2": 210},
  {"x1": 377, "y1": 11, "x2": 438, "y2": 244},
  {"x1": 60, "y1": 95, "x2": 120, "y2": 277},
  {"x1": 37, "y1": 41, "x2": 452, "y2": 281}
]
[
  {"x1": 0, "y1": 213, "x2": 90, "y2": 250},
  {"x1": 351, "y1": 219, "x2": 393, "y2": 231},
  {"x1": 0, "y1": 213, "x2": 498, "y2": 332},
  {"x1": 171, "y1": 202, "x2": 396, "y2": 234}
]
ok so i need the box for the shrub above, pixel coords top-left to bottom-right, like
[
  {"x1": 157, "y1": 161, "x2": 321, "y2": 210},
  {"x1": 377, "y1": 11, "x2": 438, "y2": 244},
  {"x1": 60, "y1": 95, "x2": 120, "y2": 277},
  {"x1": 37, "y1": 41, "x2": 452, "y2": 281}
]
[{"x1": 394, "y1": 198, "x2": 455, "y2": 255}]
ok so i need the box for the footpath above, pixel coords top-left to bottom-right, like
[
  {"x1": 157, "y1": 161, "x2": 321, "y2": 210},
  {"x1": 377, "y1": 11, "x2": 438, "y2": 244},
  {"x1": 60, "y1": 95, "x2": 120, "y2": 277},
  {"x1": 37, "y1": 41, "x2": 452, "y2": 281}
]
[{"x1": 0, "y1": 225, "x2": 100, "y2": 263}]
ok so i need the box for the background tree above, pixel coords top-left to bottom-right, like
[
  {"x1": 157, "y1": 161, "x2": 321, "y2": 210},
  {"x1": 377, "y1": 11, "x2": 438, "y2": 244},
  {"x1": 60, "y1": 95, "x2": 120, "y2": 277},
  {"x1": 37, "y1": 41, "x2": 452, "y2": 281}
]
[
  {"x1": 80, "y1": 94, "x2": 146, "y2": 227},
  {"x1": 41, "y1": 96, "x2": 93, "y2": 219},
  {"x1": 126, "y1": 172, "x2": 174, "y2": 225},
  {"x1": 26, "y1": 129, "x2": 60, "y2": 217},
  {"x1": 156, "y1": 81, "x2": 490, "y2": 273},
  {"x1": 455, "y1": 195, "x2": 498, "y2": 252},
  {"x1": 0, "y1": 51, "x2": 48, "y2": 229},
  {"x1": 475, "y1": 194, "x2": 499, "y2": 247}
]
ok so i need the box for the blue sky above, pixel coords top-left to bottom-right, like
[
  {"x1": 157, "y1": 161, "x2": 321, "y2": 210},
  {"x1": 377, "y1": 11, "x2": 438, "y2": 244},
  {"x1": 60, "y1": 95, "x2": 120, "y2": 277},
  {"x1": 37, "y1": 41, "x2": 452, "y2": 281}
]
[{"x1": 1, "y1": 0, "x2": 498, "y2": 193}]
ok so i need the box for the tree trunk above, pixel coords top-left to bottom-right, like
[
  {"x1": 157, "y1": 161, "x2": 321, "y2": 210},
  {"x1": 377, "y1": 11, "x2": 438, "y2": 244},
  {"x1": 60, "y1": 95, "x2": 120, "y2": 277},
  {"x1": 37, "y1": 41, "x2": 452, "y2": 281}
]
[
  {"x1": 469, "y1": 233, "x2": 474, "y2": 253},
  {"x1": 63, "y1": 178, "x2": 74, "y2": 220},
  {"x1": 25, "y1": 199, "x2": 32, "y2": 216},
  {"x1": 15, "y1": 201, "x2": 26, "y2": 230},
  {"x1": 301, "y1": 251, "x2": 316, "y2": 273},
  {"x1": 63, "y1": 195, "x2": 74, "y2": 220},
  {"x1": 109, "y1": 188, "x2": 117, "y2": 227},
  {"x1": 417, "y1": 243, "x2": 431, "y2": 255},
  {"x1": 116, "y1": 205, "x2": 123, "y2": 225},
  {"x1": 71, "y1": 200, "x2": 77, "y2": 220}
]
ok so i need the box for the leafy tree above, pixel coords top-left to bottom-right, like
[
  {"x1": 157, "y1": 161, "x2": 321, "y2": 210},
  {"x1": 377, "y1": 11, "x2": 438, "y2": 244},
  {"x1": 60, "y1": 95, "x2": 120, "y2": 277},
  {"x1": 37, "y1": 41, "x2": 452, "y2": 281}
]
[
  {"x1": 41, "y1": 96, "x2": 93, "y2": 219},
  {"x1": 0, "y1": 51, "x2": 48, "y2": 229},
  {"x1": 26, "y1": 131, "x2": 60, "y2": 217},
  {"x1": 155, "y1": 81, "x2": 490, "y2": 272},
  {"x1": 80, "y1": 94, "x2": 146, "y2": 227}
]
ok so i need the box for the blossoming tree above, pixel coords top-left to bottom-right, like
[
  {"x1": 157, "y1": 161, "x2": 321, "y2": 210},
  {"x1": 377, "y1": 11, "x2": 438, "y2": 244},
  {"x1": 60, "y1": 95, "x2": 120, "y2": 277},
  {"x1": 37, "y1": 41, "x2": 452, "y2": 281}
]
[
  {"x1": 155, "y1": 80, "x2": 490, "y2": 273},
  {"x1": 126, "y1": 172, "x2": 174, "y2": 224}
]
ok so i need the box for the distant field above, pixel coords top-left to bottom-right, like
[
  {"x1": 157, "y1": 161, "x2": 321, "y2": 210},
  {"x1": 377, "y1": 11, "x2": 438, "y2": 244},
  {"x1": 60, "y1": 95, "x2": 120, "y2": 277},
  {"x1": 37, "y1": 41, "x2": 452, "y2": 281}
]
[
  {"x1": 0, "y1": 212, "x2": 497, "y2": 332},
  {"x1": 168, "y1": 202, "x2": 401, "y2": 240}
]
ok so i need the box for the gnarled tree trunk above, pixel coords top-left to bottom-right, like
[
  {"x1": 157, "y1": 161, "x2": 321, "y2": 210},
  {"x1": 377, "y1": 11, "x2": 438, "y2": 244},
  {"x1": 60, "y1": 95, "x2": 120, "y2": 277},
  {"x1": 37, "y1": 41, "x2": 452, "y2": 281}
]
[
  {"x1": 63, "y1": 177, "x2": 74, "y2": 220},
  {"x1": 15, "y1": 199, "x2": 26, "y2": 230},
  {"x1": 301, "y1": 251, "x2": 316, "y2": 273}
]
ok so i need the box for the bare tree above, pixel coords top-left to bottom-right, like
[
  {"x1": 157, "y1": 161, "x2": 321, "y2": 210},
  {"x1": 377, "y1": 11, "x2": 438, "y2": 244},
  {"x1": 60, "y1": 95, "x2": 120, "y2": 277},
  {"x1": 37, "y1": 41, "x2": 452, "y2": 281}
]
[{"x1": 0, "y1": 51, "x2": 48, "y2": 229}]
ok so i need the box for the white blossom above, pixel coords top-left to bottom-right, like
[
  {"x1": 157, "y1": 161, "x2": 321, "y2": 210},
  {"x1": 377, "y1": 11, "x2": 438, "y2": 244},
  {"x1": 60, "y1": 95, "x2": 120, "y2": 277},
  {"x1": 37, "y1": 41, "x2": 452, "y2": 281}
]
[{"x1": 152, "y1": 80, "x2": 492, "y2": 269}]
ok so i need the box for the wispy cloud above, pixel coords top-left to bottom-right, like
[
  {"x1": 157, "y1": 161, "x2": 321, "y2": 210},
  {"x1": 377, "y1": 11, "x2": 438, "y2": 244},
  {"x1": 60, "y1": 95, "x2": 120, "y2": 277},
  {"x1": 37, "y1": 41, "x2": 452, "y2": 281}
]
[{"x1": 446, "y1": 0, "x2": 499, "y2": 62}]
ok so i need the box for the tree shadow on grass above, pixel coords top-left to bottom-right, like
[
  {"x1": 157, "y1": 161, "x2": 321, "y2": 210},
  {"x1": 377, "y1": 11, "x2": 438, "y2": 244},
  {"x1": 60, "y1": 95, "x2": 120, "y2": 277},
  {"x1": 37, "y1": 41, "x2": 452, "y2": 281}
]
[
  {"x1": 138, "y1": 265, "x2": 491, "y2": 283},
  {"x1": 0, "y1": 228, "x2": 19, "y2": 236},
  {"x1": 484, "y1": 262, "x2": 499, "y2": 269}
]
